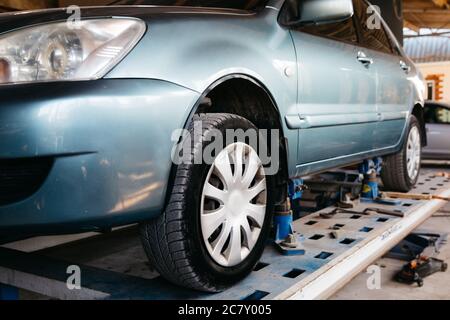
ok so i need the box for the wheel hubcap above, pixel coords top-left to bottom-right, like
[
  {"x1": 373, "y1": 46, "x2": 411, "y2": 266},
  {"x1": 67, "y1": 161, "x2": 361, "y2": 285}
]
[
  {"x1": 406, "y1": 126, "x2": 421, "y2": 181},
  {"x1": 200, "y1": 142, "x2": 267, "y2": 267}
]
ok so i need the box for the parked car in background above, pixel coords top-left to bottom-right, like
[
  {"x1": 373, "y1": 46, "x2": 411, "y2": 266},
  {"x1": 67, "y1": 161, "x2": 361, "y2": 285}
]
[
  {"x1": 423, "y1": 101, "x2": 450, "y2": 160},
  {"x1": 0, "y1": 0, "x2": 425, "y2": 292}
]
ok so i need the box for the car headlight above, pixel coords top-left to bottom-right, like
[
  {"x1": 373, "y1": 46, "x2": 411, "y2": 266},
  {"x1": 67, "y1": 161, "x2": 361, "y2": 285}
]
[{"x1": 0, "y1": 18, "x2": 146, "y2": 85}]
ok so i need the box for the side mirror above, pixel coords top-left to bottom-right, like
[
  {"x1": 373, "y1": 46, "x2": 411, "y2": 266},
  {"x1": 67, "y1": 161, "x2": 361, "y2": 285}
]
[{"x1": 281, "y1": 0, "x2": 354, "y2": 27}]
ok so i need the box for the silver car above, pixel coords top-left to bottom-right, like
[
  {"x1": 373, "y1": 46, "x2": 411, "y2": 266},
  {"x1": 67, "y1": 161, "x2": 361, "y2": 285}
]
[{"x1": 423, "y1": 101, "x2": 450, "y2": 160}]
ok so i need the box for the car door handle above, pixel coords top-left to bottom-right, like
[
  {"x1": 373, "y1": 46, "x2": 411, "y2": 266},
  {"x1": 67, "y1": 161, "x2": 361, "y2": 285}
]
[
  {"x1": 357, "y1": 51, "x2": 373, "y2": 67},
  {"x1": 400, "y1": 60, "x2": 411, "y2": 73},
  {"x1": 377, "y1": 113, "x2": 383, "y2": 121}
]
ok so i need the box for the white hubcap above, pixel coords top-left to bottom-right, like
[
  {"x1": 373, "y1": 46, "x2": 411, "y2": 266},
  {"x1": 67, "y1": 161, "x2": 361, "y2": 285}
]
[
  {"x1": 200, "y1": 143, "x2": 267, "y2": 267},
  {"x1": 406, "y1": 126, "x2": 421, "y2": 180}
]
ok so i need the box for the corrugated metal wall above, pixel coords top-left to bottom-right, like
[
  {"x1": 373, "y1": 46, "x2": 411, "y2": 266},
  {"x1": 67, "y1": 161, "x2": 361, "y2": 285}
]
[{"x1": 404, "y1": 36, "x2": 450, "y2": 63}]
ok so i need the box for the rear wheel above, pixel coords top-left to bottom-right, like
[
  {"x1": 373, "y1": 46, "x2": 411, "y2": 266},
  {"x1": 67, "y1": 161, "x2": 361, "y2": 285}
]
[
  {"x1": 140, "y1": 113, "x2": 274, "y2": 292},
  {"x1": 381, "y1": 115, "x2": 422, "y2": 192}
]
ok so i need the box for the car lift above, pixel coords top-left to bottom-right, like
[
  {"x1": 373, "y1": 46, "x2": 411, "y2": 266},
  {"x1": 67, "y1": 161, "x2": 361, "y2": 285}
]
[{"x1": 1, "y1": 161, "x2": 450, "y2": 300}]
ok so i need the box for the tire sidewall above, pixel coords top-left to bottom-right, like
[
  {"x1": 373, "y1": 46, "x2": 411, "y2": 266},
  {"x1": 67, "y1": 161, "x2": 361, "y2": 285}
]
[
  {"x1": 181, "y1": 116, "x2": 275, "y2": 290},
  {"x1": 402, "y1": 116, "x2": 422, "y2": 188}
]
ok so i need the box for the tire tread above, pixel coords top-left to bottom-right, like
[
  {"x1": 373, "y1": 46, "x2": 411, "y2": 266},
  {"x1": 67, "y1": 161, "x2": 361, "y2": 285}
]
[
  {"x1": 381, "y1": 116, "x2": 421, "y2": 192},
  {"x1": 140, "y1": 113, "x2": 253, "y2": 292}
]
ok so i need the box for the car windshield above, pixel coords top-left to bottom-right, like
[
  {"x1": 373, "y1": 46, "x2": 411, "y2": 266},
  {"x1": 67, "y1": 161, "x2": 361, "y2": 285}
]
[{"x1": 66, "y1": 1, "x2": 268, "y2": 11}]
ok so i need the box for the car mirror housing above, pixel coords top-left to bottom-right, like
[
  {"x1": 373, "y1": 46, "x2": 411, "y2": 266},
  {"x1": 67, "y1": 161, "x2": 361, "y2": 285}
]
[{"x1": 280, "y1": 0, "x2": 354, "y2": 27}]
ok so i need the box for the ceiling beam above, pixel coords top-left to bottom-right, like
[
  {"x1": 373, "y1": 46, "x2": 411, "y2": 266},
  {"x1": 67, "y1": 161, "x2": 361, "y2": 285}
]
[
  {"x1": 0, "y1": 0, "x2": 56, "y2": 10},
  {"x1": 404, "y1": 0, "x2": 450, "y2": 29},
  {"x1": 431, "y1": 0, "x2": 450, "y2": 9},
  {"x1": 404, "y1": 19, "x2": 421, "y2": 32}
]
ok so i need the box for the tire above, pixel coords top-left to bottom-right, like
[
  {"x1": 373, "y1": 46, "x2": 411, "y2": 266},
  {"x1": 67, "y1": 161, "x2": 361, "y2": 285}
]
[
  {"x1": 417, "y1": 279, "x2": 424, "y2": 287},
  {"x1": 140, "y1": 113, "x2": 275, "y2": 292},
  {"x1": 381, "y1": 115, "x2": 422, "y2": 192}
]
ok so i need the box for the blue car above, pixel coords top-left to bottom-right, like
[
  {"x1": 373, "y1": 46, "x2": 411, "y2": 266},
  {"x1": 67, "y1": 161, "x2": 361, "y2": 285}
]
[{"x1": 0, "y1": 0, "x2": 425, "y2": 291}]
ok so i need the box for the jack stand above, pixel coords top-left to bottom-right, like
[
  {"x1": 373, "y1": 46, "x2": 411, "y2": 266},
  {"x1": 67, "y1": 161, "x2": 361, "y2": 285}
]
[
  {"x1": 359, "y1": 158, "x2": 402, "y2": 206},
  {"x1": 273, "y1": 199, "x2": 305, "y2": 256},
  {"x1": 273, "y1": 179, "x2": 306, "y2": 256},
  {"x1": 288, "y1": 178, "x2": 305, "y2": 201}
]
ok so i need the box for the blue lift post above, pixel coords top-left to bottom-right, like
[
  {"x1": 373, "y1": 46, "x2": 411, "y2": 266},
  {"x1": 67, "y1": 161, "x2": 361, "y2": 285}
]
[
  {"x1": 274, "y1": 159, "x2": 401, "y2": 255},
  {"x1": 359, "y1": 158, "x2": 401, "y2": 206},
  {"x1": 273, "y1": 179, "x2": 306, "y2": 256},
  {"x1": 0, "y1": 284, "x2": 19, "y2": 300}
]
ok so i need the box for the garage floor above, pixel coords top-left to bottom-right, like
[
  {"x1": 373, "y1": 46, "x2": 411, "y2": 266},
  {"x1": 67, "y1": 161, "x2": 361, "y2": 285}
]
[{"x1": 332, "y1": 164, "x2": 450, "y2": 300}]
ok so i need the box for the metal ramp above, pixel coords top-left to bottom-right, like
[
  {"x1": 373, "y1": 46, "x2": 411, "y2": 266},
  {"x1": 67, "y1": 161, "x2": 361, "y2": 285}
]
[{"x1": 1, "y1": 171, "x2": 449, "y2": 300}]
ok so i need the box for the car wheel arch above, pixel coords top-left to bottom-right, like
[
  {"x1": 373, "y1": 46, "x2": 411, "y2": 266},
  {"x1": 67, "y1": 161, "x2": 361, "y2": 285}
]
[
  {"x1": 411, "y1": 103, "x2": 427, "y2": 147},
  {"x1": 184, "y1": 74, "x2": 283, "y2": 128},
  {"x1": 166, "y1": 73, "x2": 289, "y2": 206}
]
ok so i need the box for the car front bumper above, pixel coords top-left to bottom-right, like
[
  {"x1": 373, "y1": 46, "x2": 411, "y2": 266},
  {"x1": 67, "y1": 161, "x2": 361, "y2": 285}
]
[{"x1": 0, "y1": 79, "x2": 200, "y2": 235}]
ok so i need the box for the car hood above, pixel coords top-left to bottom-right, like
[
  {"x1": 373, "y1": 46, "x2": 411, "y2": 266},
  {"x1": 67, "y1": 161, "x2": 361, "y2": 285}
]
[{"x1": 0, "y1": 6, "x2": 254, "y2": 34}]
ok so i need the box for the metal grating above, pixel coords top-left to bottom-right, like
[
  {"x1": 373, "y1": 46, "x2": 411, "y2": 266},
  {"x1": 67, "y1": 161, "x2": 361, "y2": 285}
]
[
  {"x1": 0, "y1": 157, "x2": 53, "y2": 206},
  {"x1": 0, "y1": 170, "x2": 449, "y2": 300}
]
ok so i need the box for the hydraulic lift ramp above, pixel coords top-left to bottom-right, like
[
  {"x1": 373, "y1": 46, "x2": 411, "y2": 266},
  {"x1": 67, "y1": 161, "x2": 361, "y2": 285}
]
[{"x1": 0, "y1": 171, "x2": 449, "y2": 300}]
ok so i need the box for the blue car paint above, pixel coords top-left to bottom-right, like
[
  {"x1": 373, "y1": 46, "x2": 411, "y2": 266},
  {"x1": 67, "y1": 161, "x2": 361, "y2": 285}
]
[
  {"x1": 105, "y1": 2, "x2": 422, "y2": 174},
  {"x1": 106, "y1": 5, "x2": 300, "y2": 173},
  {"x1": 0, "y1": 1, "x2": 424, "y2": 235},
  {"x1": 0, "y1": 79, "x2": 199, "y2": 234}
]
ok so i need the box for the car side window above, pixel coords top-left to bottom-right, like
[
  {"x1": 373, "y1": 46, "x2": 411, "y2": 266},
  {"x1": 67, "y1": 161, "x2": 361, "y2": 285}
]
[
  {"x1": 353, "y1": 0, "x2": 393, "y2": 54},
  {"x1": 298, "y1": 17, "x2": 358, "y2": 44},
  {"x1": 424, "y1": 106, "x2": 450, "y2": 124}
]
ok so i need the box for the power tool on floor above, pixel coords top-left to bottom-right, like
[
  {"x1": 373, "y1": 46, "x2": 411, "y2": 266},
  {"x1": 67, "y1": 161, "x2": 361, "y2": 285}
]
[{"x1": 395, "y1": 255, "x2": 448, "y2": 287}]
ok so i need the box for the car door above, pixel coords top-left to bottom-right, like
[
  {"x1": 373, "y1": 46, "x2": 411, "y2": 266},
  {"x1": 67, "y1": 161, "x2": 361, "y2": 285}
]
[
  {"x1": 353, "y1": 0, "x2": 411, "y2": 150},
  {"x1": 423, "y1": 103, "x2": 450, "y2": 159},
  {"x1": 288, "y1": 4, "x2": 378, "y2": 169}
]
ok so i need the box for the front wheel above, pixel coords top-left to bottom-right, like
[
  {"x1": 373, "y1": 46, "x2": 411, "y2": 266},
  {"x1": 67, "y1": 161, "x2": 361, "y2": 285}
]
[
  {"x1": 140, "y1": 113, "x2": 274, "y2": 292},
  {"x1": 381, "y1": 115, "x2": 422, "y2": 192}
]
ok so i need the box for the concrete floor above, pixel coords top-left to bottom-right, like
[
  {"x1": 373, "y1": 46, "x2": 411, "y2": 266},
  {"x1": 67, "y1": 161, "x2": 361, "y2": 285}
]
[
  {"x1": 332, "y1": 165, "x2": 450, "y2": 300},
  {"x1": 332, "y1": 207, "x2": 450, "y2": 300}
]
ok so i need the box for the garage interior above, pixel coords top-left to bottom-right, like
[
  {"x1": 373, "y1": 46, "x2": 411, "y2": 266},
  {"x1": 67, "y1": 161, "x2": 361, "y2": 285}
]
[{"x1": 0, "y1": 0, "x2": 449, "y2": 301}]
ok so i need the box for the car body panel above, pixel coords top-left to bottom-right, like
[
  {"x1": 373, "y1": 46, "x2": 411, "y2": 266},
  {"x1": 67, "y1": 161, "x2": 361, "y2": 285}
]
[
  {"x1": 105, "y1": 6, "x2": 300, "y2": 174},
  {"x1": 106, "y1": 1, "x2": 422, "y2": 177},
  {"x1": 423, "y1": 102, "x2": 450, "y2": 160},
  {"x1": 424, "y1": 124, "x2": 450, "y2": 159},
  {"x1": 0, "y1": 79, "x2": 200, "y2": 234},
  {"x1": 356, "y1": 8, "x2": 413, "y2": 151},
  {"x1": 289, "y1": 31, "x2": 378, "y2": 166},
  {"x1": 282, "y1": 0, "x2": 422, "y2": 176},
  {"x1": 370, "y1": 48, "x2": 411, "y2": 148}
]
